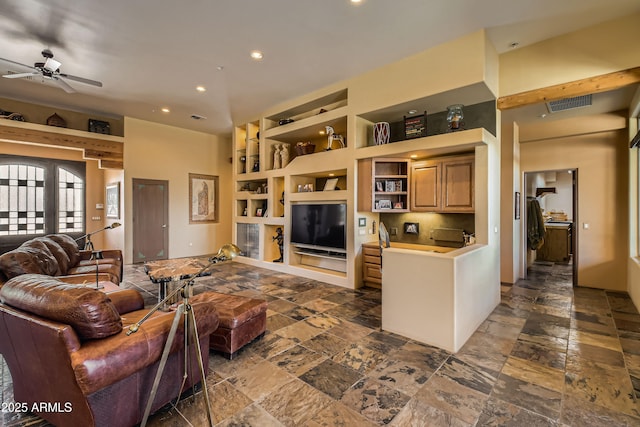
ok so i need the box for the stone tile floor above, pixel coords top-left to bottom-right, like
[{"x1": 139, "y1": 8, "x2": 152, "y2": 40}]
[{"x1": 2, "y1": 260, "x2": 640, "y2": 426}]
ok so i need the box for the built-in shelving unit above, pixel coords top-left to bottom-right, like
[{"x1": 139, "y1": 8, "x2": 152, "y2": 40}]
[{"x1": 232, "y1": 33, "x2": 499, "y2": 288}]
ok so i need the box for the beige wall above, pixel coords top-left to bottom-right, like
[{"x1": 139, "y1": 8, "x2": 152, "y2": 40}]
[
  {"x1": 0, "y1": 140, "x2": 108, "y2": 248},
  {"x1": 500, "y1": 121, "x2": 520, "y2": 283},
  {"x1": 499, "y1": 13, "x2": 640, "y2": 96},
  {"x1": 520, "y1": 127, "x2": 629, "y2": 290},
  {"x1": 123, "y1": 118, "x2": 232, "y2": 263}
]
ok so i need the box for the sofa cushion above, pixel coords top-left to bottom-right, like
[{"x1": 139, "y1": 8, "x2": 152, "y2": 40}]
[
  {"x1": 35, "y1": 237, "x2": 71, "y2": 275},
  {"x1": 0, "y1": 241, "x2": 59, "y2": 279},
  {"x1": 20, "y1": 239, "x2": 61, "y2": 276},
  {"x1": 46, "y1": 234, "x2": 81, "y2": 267},
  {"x1": 0, "y1": 274, "x2": 122, "y2": 340}
]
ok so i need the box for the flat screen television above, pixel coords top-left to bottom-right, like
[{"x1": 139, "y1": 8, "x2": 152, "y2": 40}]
[{"x1": 290, "y1": 203, "x2": 346, "y2": 253}]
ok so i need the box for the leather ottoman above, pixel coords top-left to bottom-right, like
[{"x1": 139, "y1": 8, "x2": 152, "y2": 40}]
[{"x1": 191, "y1": 292, "x2": 267, "y2": 359}]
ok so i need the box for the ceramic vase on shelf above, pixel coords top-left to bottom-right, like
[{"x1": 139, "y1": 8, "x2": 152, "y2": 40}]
[
  {"x1": 373, "y1": 122, "x2": 390, "y2": 145},
  {"x1": 446, "y1": 104, "x2": 464, "y2": 132}
]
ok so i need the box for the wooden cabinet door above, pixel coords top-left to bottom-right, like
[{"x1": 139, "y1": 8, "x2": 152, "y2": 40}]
[
  {"x1": 410, "y1": 161, "x2": 440, "y2": 211},
  {"x1": 442, "y1": 157, "x2": 474, "y2": 212}
]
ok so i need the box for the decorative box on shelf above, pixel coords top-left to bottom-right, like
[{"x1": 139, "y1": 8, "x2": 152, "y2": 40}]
[{"x1": 295, "y1": 142, "x2": 316, "y2": 155}]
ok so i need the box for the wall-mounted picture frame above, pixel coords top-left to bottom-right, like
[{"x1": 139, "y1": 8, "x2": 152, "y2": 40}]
[
  {"x1": 404, "y1": 222, "x2": 419, "y2": 234},
  {"x1": 189, "y1": 173, "x2": 219, "y2": 223},
  {"x1": 106, "y1": 182, "x2": 120, "y2": 219},
  {"x1": 378, "y1": 199, "x2": 392, "y2": 209},
  {"x1": 515, "y1": 191, "x2": 521, "y2": 220}
]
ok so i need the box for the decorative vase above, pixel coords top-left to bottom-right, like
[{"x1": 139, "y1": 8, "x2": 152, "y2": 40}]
[
  {"x1": 374, "y1": 122, "x2": 390, "y2": 145},
  {"x1": 446, "y1": 104, "x2": 464, "y2": 132}
]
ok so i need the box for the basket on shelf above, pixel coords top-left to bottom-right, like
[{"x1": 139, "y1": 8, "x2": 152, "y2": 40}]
[{"x1": 295, "y1": 142, "x2": 316, "y2": 156}]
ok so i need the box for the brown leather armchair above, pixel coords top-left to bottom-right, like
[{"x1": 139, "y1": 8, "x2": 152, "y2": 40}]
[{"x1": 0, "y1": 274, "x2": 220, "y2": 427}]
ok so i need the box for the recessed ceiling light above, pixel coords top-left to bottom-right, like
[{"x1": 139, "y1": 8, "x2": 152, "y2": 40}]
[
  {"x1": 250, "y1": 50, "x2": 263, "y2": 60},
  {"x1": 319, "y1": 130, "x2": 325, "y2": 135},
  {"x1": 408, "y1": 109, "x2": 418, "y2": 115},
  {"x1": 161, "y1": 107, "x2": 170, "y2": 113},
  {"x1": 216, "y1": 66, "x2": 224, "y2": 71},
  {"x1": 351, "y1": 0, "x2": 363, "y2": 4},
  {"x1": 410, "y1": 154, "x2": 418, "y2": 159},
  {"x1": 329, "y1": 173, "x2": 335, "y2": 177},
  {"x1": 196, "y1": 85, "x2": 206, "y2": 92}
]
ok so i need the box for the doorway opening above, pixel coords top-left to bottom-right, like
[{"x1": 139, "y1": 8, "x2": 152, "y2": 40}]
[{"x1": 523, "y1": 169, "x2": 578, "y2": 286}]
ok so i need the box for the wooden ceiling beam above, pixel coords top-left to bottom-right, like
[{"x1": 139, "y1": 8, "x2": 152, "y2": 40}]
[
  {"x1": 497, "y1": 66, "x2": 640, "y2": 110},
  {"x1": 0, "y1": 121, "x2": 124, "y2": 169}
]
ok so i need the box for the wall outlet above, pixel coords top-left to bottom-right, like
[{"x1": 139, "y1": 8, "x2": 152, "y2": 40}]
[{"x1": 390, "y1": 227, "x2": 398, "y2": 236}]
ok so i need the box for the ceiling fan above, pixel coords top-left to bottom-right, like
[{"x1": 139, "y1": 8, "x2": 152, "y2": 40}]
[{"x1": 0, "y1": 49, "x2": 102, "y2": 93}]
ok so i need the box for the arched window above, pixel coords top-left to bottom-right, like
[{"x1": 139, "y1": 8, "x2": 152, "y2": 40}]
[
  {"x1": 0, "y1": 164, "x2": 45, "y2": 235},
  {"x1": 0, "y1": 155, "x2": 85, "y2": 250},
  {"x1": 58, "y1": 167, "x2": 84, "y2": 233}
]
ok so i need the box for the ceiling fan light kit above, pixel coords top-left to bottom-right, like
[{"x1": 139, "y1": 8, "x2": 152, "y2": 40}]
[{"x1": 0, "y1": 48, "x2": 102, "y2": 93}]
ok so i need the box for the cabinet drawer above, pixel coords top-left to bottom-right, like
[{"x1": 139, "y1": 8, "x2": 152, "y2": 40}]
[
  {"x1": 364, "y1": 263, "x2": 382, "y2": 280},
  {"x1": 364, "y1": 254, "x2": 381, "y2": 265},
  {"x1": 362, "y1": 245, "x2": 380, "y2": 257}
]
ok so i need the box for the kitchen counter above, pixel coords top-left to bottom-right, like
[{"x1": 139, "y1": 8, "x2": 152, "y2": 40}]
[{"x1": 381, "y1": 243, "x2": 499, "y2": 353}]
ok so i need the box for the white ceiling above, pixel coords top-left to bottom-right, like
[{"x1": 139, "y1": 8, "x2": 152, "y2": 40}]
[{"x1": 0, "y1": 0, "x2": 638, "y2": 136}]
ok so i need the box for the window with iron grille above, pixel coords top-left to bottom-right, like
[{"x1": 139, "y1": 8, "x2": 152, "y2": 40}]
[{"x1": 0, "y1": 154, "x2": 85, "y2": 250}]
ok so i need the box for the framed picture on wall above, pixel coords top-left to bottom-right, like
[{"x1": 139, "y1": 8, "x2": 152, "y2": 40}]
[
  {"x1": 106, "y1": 182, "x2": 120, "y2": 219},
  {"x1": 189, "y1": 173, "x2": 219, "y2": 223}
]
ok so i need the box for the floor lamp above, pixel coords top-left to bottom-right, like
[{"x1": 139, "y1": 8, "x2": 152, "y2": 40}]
[
  {"x1": 127, "y1": 243, "x2": 242, "y2": 427},
  {"x1": 75, "y1": 222, "x2": 121, "y2": 251}
]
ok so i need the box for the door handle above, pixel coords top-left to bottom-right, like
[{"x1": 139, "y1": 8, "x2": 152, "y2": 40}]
[{"x1": 162, "y1": 224, "x2": 167, "y2": 228}]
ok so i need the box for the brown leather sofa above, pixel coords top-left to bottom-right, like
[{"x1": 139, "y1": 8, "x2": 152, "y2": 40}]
[
  {"x1": 0, "y1": 274, "x2": 220, "y2": 427},
  {"x1": 0, "y1": 234, "x2": 123, "y2": 285}
]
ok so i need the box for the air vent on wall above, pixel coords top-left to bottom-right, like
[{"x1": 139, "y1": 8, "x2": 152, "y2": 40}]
[{"x1": 546, "y1": 94, "x2": 592, "y2": 113}]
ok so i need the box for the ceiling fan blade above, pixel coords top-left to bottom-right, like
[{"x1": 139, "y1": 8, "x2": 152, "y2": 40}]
[
  {"x1": 2, "y1": 71, "x2": 39, "y2": 79},
  {"x1": 52, "y1": 76, "x2": 76, "y2": 93},
  {"x1": 0, "y1": 57, "x2": 37, "y2": 71},
  {"x1": 59, "y1": 73, "x2": 102, "y2": 88}
]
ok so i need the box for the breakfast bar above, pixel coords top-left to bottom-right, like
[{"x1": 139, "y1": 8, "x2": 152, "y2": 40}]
[{"x1": 381, "y1": 243, "x2": 499, "y2": 353}]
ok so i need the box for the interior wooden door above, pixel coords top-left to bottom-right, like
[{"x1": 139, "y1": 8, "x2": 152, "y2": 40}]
[{"x1": 132, "y1": 178, "x2": 169, "y2": 263}]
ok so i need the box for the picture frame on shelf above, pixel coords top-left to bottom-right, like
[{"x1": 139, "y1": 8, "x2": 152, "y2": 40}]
[
  {"x1": 323, "y1": 178, "x2": 338, "y2": 191},
  {"x1": 105, "y1": 182, "x2": 120, "y2": 219},
  {"x1": 255, "y1": 208, "x2": 263, "y2": 217},
  {"x1": 404, "y1": 111, "x2": 427, "y2": 139},
  {"x1": 376, "y1": 181, "x2": 384, "y2": 192},
  {"x1": 393, "y1": 202, "x2": 404, "y2": 209},
  {"x1": 189, "y1": 173, "x2": 219, "y2": 223},
  {"x1": 378, "y1": 199, "x2": 392, "y2": 209}
]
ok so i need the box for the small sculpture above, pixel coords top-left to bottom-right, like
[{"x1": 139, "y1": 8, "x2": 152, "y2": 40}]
[
  {"x1": 324, "y1": 126, "x2": 345, "y2": 150},
  {"x1": 272, "y1": 227, "x2": 284, "y2": 262},
  {"x1": 280, "y1": 143, "x2": 290, "y2": 167},
  {"x1": 273, "y1": 144, "x2": 281, "y2": 169}
]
